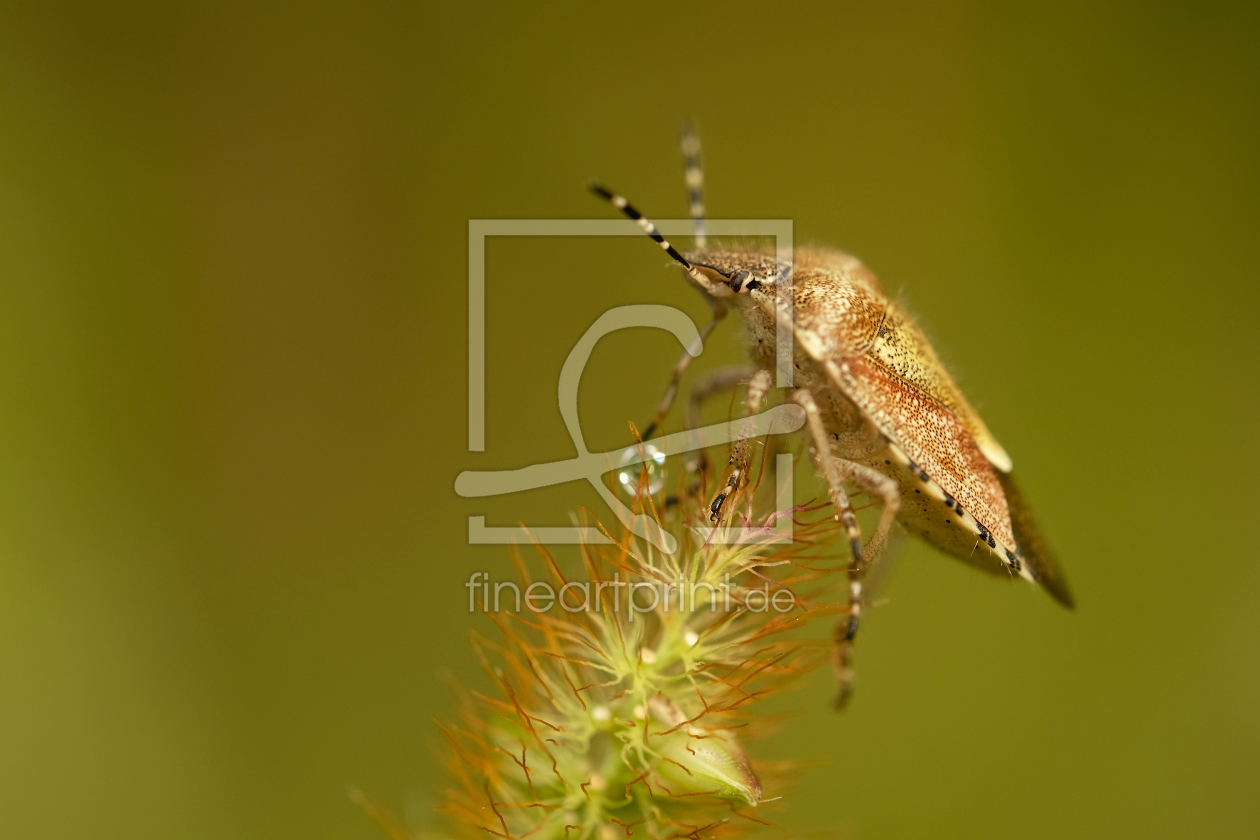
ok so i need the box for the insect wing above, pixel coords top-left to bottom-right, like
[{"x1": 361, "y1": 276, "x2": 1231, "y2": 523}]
[
  {"x1": 827, "y1": 354, "x2": 1016, "y2": 552},
  {"x1": 996, "y1": 471, "x2": 1075, "y2": 608}
]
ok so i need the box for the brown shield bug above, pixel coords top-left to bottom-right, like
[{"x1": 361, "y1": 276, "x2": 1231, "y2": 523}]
[{"x1": 589, "y1": 123, "x2": 1073, "y2": 706}]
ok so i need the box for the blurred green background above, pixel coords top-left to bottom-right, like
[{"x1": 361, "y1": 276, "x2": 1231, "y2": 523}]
[{"x1": 1, "y1": 1, "x2": 1258, "y2": 838}]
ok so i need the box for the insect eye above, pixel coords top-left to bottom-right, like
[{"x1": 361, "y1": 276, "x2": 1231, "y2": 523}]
[{"x1": 729, "y1": 270, "x2": 751, "y2": 292}]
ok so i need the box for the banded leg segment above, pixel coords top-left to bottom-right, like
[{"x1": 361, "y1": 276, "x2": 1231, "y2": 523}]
[
  {"x1": 709, "y1": 368, "x2": 774, "y2": 523},
  {"x1": 828, "y1": 458, "x2": 900, "y2": 708},
  {"x1": 641, "y1": 309, "x2": 727, "y2": 440},
  {"x1": 791, "y1": 389, "x2": 865, "y2": 565},
  {"x1": 833, "y1": 459, "x2": 901, "y2": 567},
  {"x1": 790, "y1": 389, "x2": 900, "y2": 708},
  {"x1": 682, "y1": 365, "x2": 758, "y2": 472}
]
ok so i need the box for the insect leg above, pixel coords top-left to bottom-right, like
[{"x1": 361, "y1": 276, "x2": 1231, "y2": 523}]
[
  {"x1": 684, "y1": 366, "x2": 760, "y2": 429},
  {"x1": 789, "y1": 388, "x2": 881, "y2": 708},
  {"x1": 827, "y1": 456, "x2": 902, "y2": 707},
  {"x1": 681, "y1": 365, "x2": 758, "y2": 477},
  {"x1": 790, "y1": 389, "x2": 864, "y2": 561},
  {"x1": 709, "y1": 368, "x2": 774, "y2": 524},
  {"x1": 831, "y1": 459, "x2": 901, "y2": 569},
  {"x1": 641, "y1": 308, "x2": 727, "y2": 440}
]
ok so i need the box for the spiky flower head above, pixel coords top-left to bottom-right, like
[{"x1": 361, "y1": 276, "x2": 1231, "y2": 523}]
[{"x1": 433, "y1": 440, "x2": 847, "y2": 839}]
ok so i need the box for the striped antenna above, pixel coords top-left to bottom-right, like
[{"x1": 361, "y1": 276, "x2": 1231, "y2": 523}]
[
  {"x1": 679, "y1": 120, "x2": 706, "y2": 248},
  {"x1": 587, "y1": 180, "x2": 722, "y2": 294}
]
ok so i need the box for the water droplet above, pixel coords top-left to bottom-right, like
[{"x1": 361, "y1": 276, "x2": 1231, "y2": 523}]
[{"x1": 617, "y1": 443, "x2": 666, "y2": 496}]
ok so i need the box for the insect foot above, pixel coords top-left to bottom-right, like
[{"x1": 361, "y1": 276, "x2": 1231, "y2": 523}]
[{"x1": 706, "y1": 369, "x2": 775, "y2": 525}]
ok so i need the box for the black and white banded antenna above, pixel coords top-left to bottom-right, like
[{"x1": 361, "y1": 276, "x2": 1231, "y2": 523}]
[
  {"x1": 679, "y1": 119, "x2": 706, "y2": 248},
  {"x1": 586, "y1": 180, "x2": 723, "y2": 296}
]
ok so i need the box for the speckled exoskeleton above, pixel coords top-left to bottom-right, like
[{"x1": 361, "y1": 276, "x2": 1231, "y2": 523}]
[{"x1": 589, "y1": 124, "x2": 1072, "y2": 706}]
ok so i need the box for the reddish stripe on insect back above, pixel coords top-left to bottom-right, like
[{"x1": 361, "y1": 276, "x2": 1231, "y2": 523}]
[{"x1": 835, "y1": 356, "x2": 1015, "y2": 551}]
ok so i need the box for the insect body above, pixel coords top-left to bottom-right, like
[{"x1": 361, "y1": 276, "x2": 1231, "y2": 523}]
[{"x1": 590, "y1": 125, "x2": 1072, "y2": 705}]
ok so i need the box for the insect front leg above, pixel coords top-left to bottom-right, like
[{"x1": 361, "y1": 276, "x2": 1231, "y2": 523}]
[
  {"x1": 642, "y1": 307, "x2": 727, "y2": 440},
  {"x1": 683, "y1": 364, "x2": 758, "y2": 478},
  {"x1": 709, "y1": 368, "x2": 773, "y2": 524}
]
